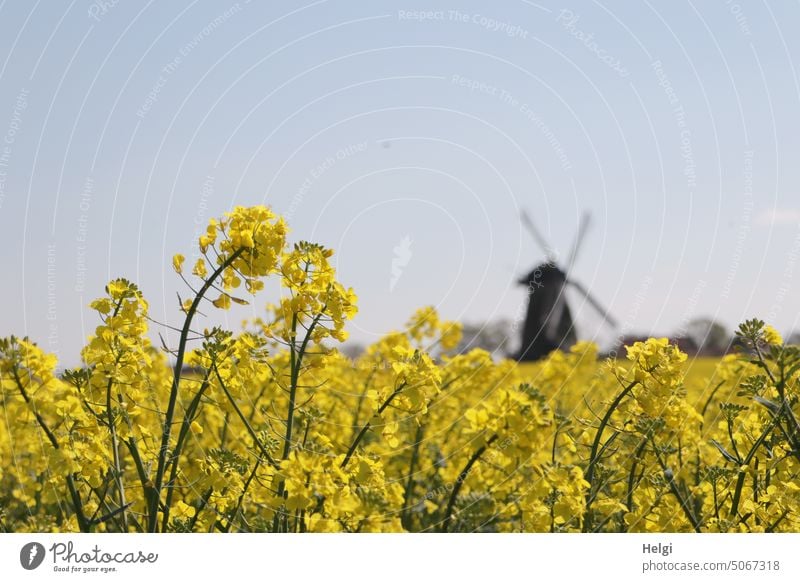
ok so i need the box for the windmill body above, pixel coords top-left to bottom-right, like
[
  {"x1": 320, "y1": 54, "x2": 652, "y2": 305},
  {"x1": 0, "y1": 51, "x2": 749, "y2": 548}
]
[
  {"x1": 516, "y1": 263, "x2": 577, "y2": 361},
  {"x1": 516, "y1": 210, "x2": 617, "y2": 361}
]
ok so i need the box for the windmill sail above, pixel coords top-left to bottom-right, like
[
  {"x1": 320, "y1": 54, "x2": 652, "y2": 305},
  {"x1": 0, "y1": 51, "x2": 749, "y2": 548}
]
[
  {"x1": 520, "y1": 209, "x2": 556, "y2": 264},
  {"x1": 565, "y1": 211, "x2": 591, "y2": 275},
  {"x1": 567, "y1": 278, "x2": 618, "y2": 329}
]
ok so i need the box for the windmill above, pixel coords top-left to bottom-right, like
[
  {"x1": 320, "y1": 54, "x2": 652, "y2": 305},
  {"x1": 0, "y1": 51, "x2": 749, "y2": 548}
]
[{"x1": 516, "y1": 209, "x2": 618, "y2": 361}]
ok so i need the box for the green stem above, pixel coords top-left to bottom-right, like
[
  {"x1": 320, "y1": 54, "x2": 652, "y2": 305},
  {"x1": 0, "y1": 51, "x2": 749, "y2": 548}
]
[
  {"x1": 400, "y1": 423, "x2": 424, "y2": 531},
  {"x1": 625, "y1": 438, "x2": 648, "y2": 518},
  {"x1": 341, "y1": 382, "x2": 406, "y2": 469},
  {"x1": 700, "y1": 380, "x2": 726, "y2": 425},
  {"x1": 212, "y1": 366, "x2": 279, "y2": 467},
  {"x1": 730, "y1": 417, "x2": 777, "y2": 519},
  {"x1": 149, "y1": 248, "x2": 243, "y2": 532},
  {"x1": 187, "y1": 488, "x2": 213, "y2": 532},
  {"x1": 161, "y1": 372, "x2": 212, "y2": 531},
  {"x1": 651, "y1": 439, "x2": 701, "y2": 532},
  {"x1": 584, "y1": 380, "x2": 637, "y2": 531},
  {"x1": 104, "y1": 355, "x2": 127, "y2": 530},
  {"x1": 726, "y1": 416, "x2": 742, "y2": 463},
  {"x1": 272, "y1": 306, "x2": 323, "y2": 532},
  {"x1": 441, "y1": 434, "x2": 498, "y2": 532},
  {"x1": 281, "y1": 312, "x2": 322, "y2": 460},
  {"x1": 12, "y1": 366, "x2": 90, "y2": 532},
  {"x1": 224, "y1": 458, "x2": 261, "y2": 533}
]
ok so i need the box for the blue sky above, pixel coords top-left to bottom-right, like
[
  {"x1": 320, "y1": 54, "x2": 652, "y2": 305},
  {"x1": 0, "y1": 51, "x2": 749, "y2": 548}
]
[{"x1": 1, "y1": 1, "x2": 799, "y2": 364}]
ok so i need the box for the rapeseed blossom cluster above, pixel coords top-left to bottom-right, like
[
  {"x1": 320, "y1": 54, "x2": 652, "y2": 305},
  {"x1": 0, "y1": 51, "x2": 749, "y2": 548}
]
[{"x1": 1, "y1": 207, "x2": 798, "y2": 533}]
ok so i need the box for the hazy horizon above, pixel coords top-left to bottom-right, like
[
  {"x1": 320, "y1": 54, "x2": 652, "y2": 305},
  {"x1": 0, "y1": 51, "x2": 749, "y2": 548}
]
[{"x1": 2, "y1": 1, "x2": 800, "y2": 366}]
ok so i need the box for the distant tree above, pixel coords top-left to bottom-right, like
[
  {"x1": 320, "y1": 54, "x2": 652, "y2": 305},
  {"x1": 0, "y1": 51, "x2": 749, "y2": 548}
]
[
  {"x1": 456, "y1": 320, "x2": 511, "y2": 358},
  {"x1": 786, "y1": 331, "x2": 800, "y2": 346},
  {"x1": 684, "y1": 318, "x2": 730, "y2": 354},
  {"x1": 340, "y1": 342, "x2": 365, "y2": 361}
]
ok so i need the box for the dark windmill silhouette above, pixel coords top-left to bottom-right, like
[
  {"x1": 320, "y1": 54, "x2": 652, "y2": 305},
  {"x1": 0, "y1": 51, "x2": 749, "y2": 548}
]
[{"x1": 516, "y1": 210, "x2": 618, "y2": 361}]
